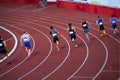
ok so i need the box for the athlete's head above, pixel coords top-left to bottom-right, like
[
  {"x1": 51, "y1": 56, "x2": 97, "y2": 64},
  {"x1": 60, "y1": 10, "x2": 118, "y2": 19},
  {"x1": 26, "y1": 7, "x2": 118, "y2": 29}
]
[
  {"x1": 0, "y1": 36, "x2": 1, "y2": 40},
  {"x1": 111, "y1": 14, "x2": 114, "y2": 17},
  {"x1": 50, "y1": 26, "x2": 53, "y2": 30},
  {"x1": 98, "y1": 16, "x2": 100, "y2": 18},
  {"x1": 68, "y1": 23, "x2": 72, "y2": 29},
  {"x1": 22, "y1": 30, "x2": 27, "y2": 34},
  {"x1": 0, "y1": 36, "x2": 3, "y2": 40},
  {"x1": 68, "y1": 23, "x2": 72, "y2": 26},
  {"x1": 82, "y1": 18, "x2": 85, "y2": 22}
]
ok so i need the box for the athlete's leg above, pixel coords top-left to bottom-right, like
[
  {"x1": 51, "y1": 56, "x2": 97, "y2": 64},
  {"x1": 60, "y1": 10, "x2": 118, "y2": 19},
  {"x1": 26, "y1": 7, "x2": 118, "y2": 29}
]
[
  {"x1": 26, "y1": 41, "x2": 31, "y2": 59},
  {"x1": 86, "y1": 33, "x2": 90, "y2": 43},
  {"x1": 56, "y1": 41, "x2": 60, "y2": 51}
]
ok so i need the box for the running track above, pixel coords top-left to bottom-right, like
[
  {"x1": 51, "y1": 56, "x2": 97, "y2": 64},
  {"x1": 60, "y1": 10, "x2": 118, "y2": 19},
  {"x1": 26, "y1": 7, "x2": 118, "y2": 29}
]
[{"x1": 0, "y1": 3, "x2": 120, "y2": 80}]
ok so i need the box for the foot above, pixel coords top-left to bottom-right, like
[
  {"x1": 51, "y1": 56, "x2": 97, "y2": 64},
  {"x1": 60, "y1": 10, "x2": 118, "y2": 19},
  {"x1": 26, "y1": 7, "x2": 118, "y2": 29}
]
[
  {"x1": 75, "y1": 45, "x2": 78, "y2": 48},
  {"x1": 88, "y1": 39, "x2": 91, "y2": 43},
  {"x1": 114, "y1": 31, "x2": 117, "y2": 34},
  {"x1": 26, "y1": 55, "x2": 30, "y2": 59},
  {"x1": 25, "y1": 48, "x2": 28, "y2": 53},
  {"x1": 58, "y1": 48, "x2": 60, "y2": 52},
  {"x1": 100, "y1": 34, "x2": 103, "y2": 36},
  {"x1": 7, "y1": 61, "x2": 11, "y2": 65}
]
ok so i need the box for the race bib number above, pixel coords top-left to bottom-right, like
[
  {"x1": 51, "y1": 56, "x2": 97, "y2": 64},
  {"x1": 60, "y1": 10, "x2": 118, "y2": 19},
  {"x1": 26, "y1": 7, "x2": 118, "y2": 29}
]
[
  {"x1": 99, "y1": 22, "x2": 103, "y2": 25},
  {"x1": 0, "y1": 43, "x2": 3, "y2": 46},
  {"x1": 69, "y1": 31, "x2": 73, "y2": 34},
  {"x1": 52, "y1": 33, "x2": 57, "y2": 37},
  {"x1": 83, "y1": 24, "x2": 87, "y2": 27},
  {"x1": 112, "y1": 21, "x2": 116, "y2": 23}
]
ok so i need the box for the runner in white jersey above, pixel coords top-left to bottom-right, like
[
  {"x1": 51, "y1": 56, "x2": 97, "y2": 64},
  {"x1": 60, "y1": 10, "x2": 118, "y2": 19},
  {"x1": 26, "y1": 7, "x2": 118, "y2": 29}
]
[{"x1": 20, "y1": 31, "x2": 31, "y2": 59}]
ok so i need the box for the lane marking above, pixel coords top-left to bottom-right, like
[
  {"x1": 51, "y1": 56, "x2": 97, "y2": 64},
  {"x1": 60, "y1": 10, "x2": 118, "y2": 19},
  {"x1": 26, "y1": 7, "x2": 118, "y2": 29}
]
[
  {"x1": 73, "y1": 76, "x2": 93, "y2": 79},
  {"x1": 103, "y1": 70, "x2": 120, "y2": 73}
]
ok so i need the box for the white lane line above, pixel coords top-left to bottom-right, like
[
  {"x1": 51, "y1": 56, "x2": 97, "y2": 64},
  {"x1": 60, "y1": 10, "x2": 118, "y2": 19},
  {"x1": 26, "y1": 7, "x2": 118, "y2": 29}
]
[
  {"x1": 73, "y1": 76, "x2": 93, "y2": 79},
  {"x1": 103, "y1": 70, "x2": 120, "y2": 73},
  {"x1": 0, "y1": 23, "x2": 35, "y2": 77},
  {"x1": 0, "y1": 26, "x2": 18, "y2": 63},
  {"x1": 5, "y1": 37, "x2": 14, "y2": 42}
]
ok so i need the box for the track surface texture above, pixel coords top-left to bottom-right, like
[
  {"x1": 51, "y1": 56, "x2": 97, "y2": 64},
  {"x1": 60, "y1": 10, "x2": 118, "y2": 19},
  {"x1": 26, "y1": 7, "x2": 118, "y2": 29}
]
[{"x1": 0, "y1": 3, "x2": 120, "y2": 80}]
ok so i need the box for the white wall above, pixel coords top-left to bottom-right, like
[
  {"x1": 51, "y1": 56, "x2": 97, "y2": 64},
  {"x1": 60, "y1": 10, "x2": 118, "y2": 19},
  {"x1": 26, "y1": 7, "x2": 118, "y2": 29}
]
[{"x1": 72, "y1": 0, "x2": 120, "y2": 8}]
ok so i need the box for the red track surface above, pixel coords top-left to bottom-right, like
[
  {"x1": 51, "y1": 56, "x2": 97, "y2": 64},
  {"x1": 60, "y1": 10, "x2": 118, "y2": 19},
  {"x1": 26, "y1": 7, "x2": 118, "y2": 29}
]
[{"x1": 0, "y1": 3, "x2": 120, "y2": 80}]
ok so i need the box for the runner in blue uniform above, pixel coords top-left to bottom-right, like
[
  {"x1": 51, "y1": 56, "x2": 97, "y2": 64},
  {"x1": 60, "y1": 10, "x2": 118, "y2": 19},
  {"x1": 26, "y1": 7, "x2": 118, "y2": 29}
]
[
  {"x1": 67, "y1": 23, "x2": 78, "y2": 47},
  {"x1": 96, "y1": 16, "x2": 106, "y2": 36},
  {"x1": 20, "y1": 31, "x2": 31, "y2": 59},
  {"x1": 110, "y1": 14, "x2": 118, "y2": 34},
  {"x1": 81, "y1": 19, "x2": 90, "y2": 43},
  {"x1": 50, "y1": 26, "x2": 60, "y2": 51}
]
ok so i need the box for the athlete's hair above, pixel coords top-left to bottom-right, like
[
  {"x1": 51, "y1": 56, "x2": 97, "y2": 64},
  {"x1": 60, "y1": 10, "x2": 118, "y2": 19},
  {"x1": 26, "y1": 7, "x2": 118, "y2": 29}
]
[
  {"x1": 22, "y1": 30, "x2": 26, "y2": 34},
  {"x1": 111, "y1": 14, "x2": 114, "y2": 17},
  {"x1": 0, "y1": 36, "x2": 3, "y2": 40},
  {"x1": 82, "y1": 18, "x2": 86, "y2": 22},
  {"x1": 50, "y1": 26, "x2": 53, "y2": 29},
  {"x1": 68, "y1": 23, "x2": 72, "y2": 30},
  {"x1": 98, "y1": 16, "x2": 100, "y2": 18},
  {"x1": 68, "y1": 23, "x2": 72, "y2": 26}
]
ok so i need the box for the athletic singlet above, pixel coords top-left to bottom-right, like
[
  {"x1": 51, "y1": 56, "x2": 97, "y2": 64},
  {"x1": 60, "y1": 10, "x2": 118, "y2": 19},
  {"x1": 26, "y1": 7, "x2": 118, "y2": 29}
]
[
  {"x1": 110, "y1": 17, "x2": 116, "y2": 24},
  {"x1": 0, "y1": 40, "x2": 4, "y2": 49},
  {"x1": 50, "y1": 29, "x2": 58, "y2": 37},
  {"x1": 97, "y1": 18, "x2": 103, "y2": 25},
  {"x1": 68, "y1": 27, "x2": 75, "y2": 35},
  {"x1": 82, "y1": 21, "x2": 88, "y2": 29},
  {"x1": 21, "y1": 34, "x2": 30, "y2": 42}
]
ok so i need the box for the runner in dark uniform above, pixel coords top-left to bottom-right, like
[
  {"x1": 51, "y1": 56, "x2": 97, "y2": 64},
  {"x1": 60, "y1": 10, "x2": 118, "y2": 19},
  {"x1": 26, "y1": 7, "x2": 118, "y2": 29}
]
[
  {"x1": 0, "y1": 36, "x2": 7, "y2": 59},
  {"x1": 68, "y1": 23, "x2": 78, "y2": 47},
  {"x1": 96, "y1": 16, "x2": 107, "y2": 36},
  {"x1": 81, "y1": 19, "x2": 90, "y2": 43},
  {"x1": 50, "y1": 26, "x2": 60, "y2": 51}
]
